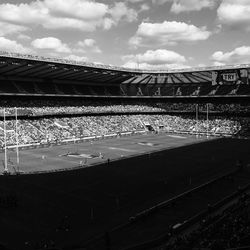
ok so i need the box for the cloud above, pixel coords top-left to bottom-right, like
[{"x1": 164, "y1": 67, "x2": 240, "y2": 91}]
[
  {"x1": 151, "y1": 0, "x2": 170, "y2": 4},
  {"x1": 139, "y1": 4, "x2": 150, "y2": 12},
  {"x1": 0, "y1": 0, "x2": 138, "y2": 32},
  {"x1": 31, "y1": 37, "x2": 102, "y2": 57},
  {"x1": 213, "y1": 61, "x2": 226, "y2": 66},
  {"x1": 77, "y1": 39, "x2": 102, "y2": 53},
  {"x1": 211, "y1": 46, "x2": 250, "y2": 65},
  {"x1": 44, "y1": 0, "x2": 108, "y2": 20},
  {"x1": 121, "y1": 1, "x2": 151, "y2": 16},
  {"x1": 151, "y1": 0, "x2": 217, "y2": 12},
  {"x1": 0, "y1": 1, "x2": 107, "y2": 32},
  {"x1": 0, "y1": 2, "x2": 47, "y2": 25},
  {"x1": 42, "y1": 17, "x2": 102, "y2": 32},
  {"x1": 123, "y1": 62, "x2": 189, "y2": 70},
  {"x1": 0, "y1": 21, "x2": 29, "y2": 36},
  {"x1": 64, "y1": 54, "x2": 88, "y2": 62},
  {"x1": 126, "y1": 0, "x2": 146, "y2": 3},
  {"x1": 122, "y1": 49, "x2": 188, "y2": 70},
  {"x1": 217, "y1": 0, "x2": 250, "y2": 31},
  {"x1": 109, "y1": 2, "x2": 137, "y2": 23},
  {"x1": 0, "y1": 37, "x2": 32, "y2": 53},
  {"x1": 170, "y1": 0, "x2": 217, "y2": 13},
  {"x1": 129, "y1": 21, "x2": 211, "y2": 48},
  {"x1": 31, "y1": 37, "x2": 71, "y2": 53}
]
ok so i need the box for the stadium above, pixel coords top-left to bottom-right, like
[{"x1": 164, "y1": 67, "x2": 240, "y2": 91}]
[{"x1": 0, "y1": 50, "x2": 250, "y2": 250}]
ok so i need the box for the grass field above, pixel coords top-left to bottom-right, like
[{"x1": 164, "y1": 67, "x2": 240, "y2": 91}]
[
  {"x1": 0, "y1": 133, "x2": 249, "y2": 250},
  {"x1": 1, "y1": 133, "x2": 208, "y2": 174}
]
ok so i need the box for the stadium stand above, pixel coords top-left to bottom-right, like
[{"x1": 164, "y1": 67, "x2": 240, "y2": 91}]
[
  {"x1": 160, "y1": 193, "x2": 250, "y2": 250},
  {"x1": 0, "y1": 52, "x2": 250, "y2": 250},
  {"x1": 0, "y1": 114, "x2": 249, "y2": 148},
  {"x1": 0, "y1": 98, "x2": 250, "y2": 116},
  {"x1": 1, "y1": 51, "x2": 250, "y2": 98},
  {"x1": 0, "y1": 51, "x2": 249, "y2": 150},
  {"x1": 0, "y1": 52, "x2": 249, "y2": 157}
]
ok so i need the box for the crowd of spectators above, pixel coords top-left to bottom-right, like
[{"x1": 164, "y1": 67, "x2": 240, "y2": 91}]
[
  {"x1": 160, "y1": 193, "x2": 250, "y2": 250},
  {"x1": 0, "y1": 99, "x2": 250, "y2": 116},
  {"x1": 0, "y1": 99, "x2": 167, "y2": 116},
  {"x1": 0, "y1": 114, "x2": 249, "y2": 147},
  {"x1": 200, "y1": 103, "x2": 250, "y2": 114},
  {"x1": 0, "y1": 98, "x2": 249, "y2": 147}
]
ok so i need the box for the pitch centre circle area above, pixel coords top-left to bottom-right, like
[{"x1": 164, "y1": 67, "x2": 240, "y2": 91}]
[{"x1": 1, "y1": 133, "x2": 207, "y2": 174}]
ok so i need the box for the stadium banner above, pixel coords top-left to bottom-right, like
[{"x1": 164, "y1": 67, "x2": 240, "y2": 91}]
[
  {"x1": 120, "y1": 84, "x2": 194, "y2": 96},
  {"x1": 120, "y1": 84, "x2": 171, "y2": 97},
  {"x1": 212, "y1": 69, "x2": 249, "y2": 85}
]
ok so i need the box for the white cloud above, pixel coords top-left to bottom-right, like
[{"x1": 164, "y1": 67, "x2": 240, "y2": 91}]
[
  {"x1": 102, "y1": 18, "x2": 115, "y2": 30},
  {"x1": 77, "y1": 39, "x2": 102, "y2": 53},
  {"x1": 217, "y1": 0, "x2": 250, "y2": 31},
  {"x1": 0, "y1": 2, "x2": 47, "y2": 25},
  {"x1": 82, "y1": 39, "x2": 95, "y2": 47},
  {"x1": 123, "y1": 49, "x2": 186, "y2": 64},
  {"x1": 31, "y1": 37, "x2": 71, "y2": 53},
  {"x1": 197, "y1": 63, "x2": 206, "y2": 67},
  {"x1": 151, "y1": 0, "x2": 170, "y2": 5},
  {"x1": 0, "y1": 0, "x2": 138, "y2": 32},
  {"x1": 0, "y1": 21, "x2": 29, "y2": 36},
  {"x1": 170, "y1": 0, "x2": 217, "y2": 13},
  {"x1": 213, "y1": 61, "x2": 226, "y2": 66},
  {"x1": 126, "y1": 0, "x2": 146, "y2": 3},
  {"x1": 151, "y1": 0, "x2": 218, "y2": 12},
  {"x1": 30, "y1": 37, "x2": 102, "y2": 57},
  {"x1": 211, "y1": 46, "x2": 250, "y2": 65},
  {"x1": 0, "y1": 1, "x2": 107, "y2": 32},
  {"x1": 123, "y1": 62, "x2": 190, "y2": 70},
  {"x1": 0, "y1": 37, "x2": 32, "y2": 53},
  {"x1": 42, "y1": 17, "x2": 101, "y2": 32},
  {"x1": 44, "y1": 0, "x2": 108, "y2": 20},
  {"x1": 129, "y1": 21, "x2": 211, "y2": 48},
  {"x1": 139, "y1": 4, "x2": 150, "y2": 12},
  {"x1": 109, "y1": 2, "x2": 137, "y2": 24},
  {"x1": 125, "y1": 0, "x2": 150, "y2": 14},
  {"x1": 122, "y1": 49, "x2": 188, "y2": 70},
  {"x1": 64, "y1": 54, "x2": 88, "y2": 62}
]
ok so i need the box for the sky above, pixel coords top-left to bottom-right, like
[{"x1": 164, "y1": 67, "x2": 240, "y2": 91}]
[{"x1": 0, "y1": 0, "x2": 250, "y2": 70}]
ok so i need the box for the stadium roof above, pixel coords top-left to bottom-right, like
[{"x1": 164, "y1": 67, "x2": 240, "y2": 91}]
[
  {"x1": 0, "y1": 51, "x2": 250, "y2": 84},
  {"x1": 0, "y1": 51, "x2": 134, "y2": 84},
  {"x1": 1, "y1": 51, "x2": 250, "y2": 74}
]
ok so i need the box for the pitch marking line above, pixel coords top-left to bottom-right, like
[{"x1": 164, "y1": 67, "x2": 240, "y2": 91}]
[
  {"x1": 107, "y1": 147, "x2": 138, "y2": 152},
  {"x1": 167, "y1": 135, "x2": 187, "y2": 139}
]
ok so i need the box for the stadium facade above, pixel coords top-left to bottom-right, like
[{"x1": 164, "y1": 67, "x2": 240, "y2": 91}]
[{"x1": 0, "y1": 51, "x2": 250, "y2": 101}]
